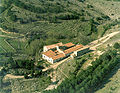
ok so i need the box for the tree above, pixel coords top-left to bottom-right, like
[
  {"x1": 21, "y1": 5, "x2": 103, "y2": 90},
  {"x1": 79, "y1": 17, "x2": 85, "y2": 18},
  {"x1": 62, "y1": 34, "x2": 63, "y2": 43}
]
[
  {"x1": 10, "y1": 14, "x2": 17, "y2": 22},
  {"x1": 34, "y1": 70, "x2": 42, "y2": 77},
  {"x1": 26, "y1": 39, "x2": 44, "y2": 56},
  {"x1": 80, "y1": 17, "x2": 85, "y2": 21},
  {"x1": 114, "y1": 42, "x2": 120, "y2": 49},
  {"x1": 6, "y1": 57, "x2": 14, "y2": 68},
  {"x1": 24, "y1": 74, "x2": 29, "y2": 79}
]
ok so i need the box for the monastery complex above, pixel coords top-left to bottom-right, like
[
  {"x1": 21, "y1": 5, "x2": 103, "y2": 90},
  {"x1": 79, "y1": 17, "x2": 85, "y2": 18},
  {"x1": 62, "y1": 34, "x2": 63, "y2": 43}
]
[{"x1": 42, "y1": 42, "x2": 89, "y2": 64}]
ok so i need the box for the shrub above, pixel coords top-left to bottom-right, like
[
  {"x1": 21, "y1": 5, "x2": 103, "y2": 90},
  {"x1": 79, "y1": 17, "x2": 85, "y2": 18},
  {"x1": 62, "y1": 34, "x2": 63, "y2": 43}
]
[
  {"x1": 24, "y1": 74, "x2": 29, "y2": 79},
  {"x1": 114, "y1": 42, "x2": 120, "y2": 49}
]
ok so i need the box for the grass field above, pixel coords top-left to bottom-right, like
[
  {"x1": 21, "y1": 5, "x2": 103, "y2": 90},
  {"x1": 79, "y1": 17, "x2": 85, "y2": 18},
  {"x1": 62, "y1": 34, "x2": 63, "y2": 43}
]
[
  {"x1": 0, "y1": 39, "x2": 15, "y2": 53},
  {"x1": 56, "y1": 58, "x2": 76, "y2": 80},
  {"x1": 0, "y1": 28, "x2": 27, "y2": 53},
  {"x1": 0, "y1": 30, "x2": 14, "y2": 53}
]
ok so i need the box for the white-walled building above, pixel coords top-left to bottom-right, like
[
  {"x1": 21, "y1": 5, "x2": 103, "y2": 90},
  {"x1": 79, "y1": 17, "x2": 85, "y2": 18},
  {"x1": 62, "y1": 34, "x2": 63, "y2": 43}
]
[
  {"x1": 43, "y1": 42, "x2": 63, "y2": 52},
  {"x1": 42, "y1": 42, "x2": 89, "y2": 64}
]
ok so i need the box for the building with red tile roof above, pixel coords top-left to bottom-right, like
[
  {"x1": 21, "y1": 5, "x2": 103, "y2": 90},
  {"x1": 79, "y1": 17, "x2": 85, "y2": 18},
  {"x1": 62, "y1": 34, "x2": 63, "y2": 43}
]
[
  {"x1": 42, "y1": 42, "x2": 89, "y2": 64},
  {"x1": 63, "y1": 42, "x2": 75, "y2": 48},
  {"x1": 64, "y1": 44, "x2": 83, "y2": 55},
  {"x1": 43, "y1": 42, "x2": 63, "y2": 52}
]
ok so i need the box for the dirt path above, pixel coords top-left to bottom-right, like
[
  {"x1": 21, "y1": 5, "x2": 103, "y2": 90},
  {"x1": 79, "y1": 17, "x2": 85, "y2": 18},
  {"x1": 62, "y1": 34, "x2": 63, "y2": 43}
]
[
  {"x1": 90, "y1": 31, "x2": 120, "y2": 50},
  {"x1": 42, "y1": 57, "x2": 71, "y2": 72},
  {"x1": 0, "y1": 35, "x2": 16, "y2": 38},
  {"x1": 0, "y1": 28, "x2": 12, "y2": 34},
  {"x1": 57, "y1": 68, "x2": 69, "y2": 78},
  {"x1": 0, "y1": 27, "x2": 25, "y2": 39},
  {"x1": 0, "y1": 28, "x2": 24, "y2": 36},
  {"x1": 4, "y1": 74, "x2": 24, "y2": 79}
]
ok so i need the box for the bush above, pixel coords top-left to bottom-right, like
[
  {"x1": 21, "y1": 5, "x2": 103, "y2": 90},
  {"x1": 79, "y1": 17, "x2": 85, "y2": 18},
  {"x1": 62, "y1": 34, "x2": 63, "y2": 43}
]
[
  {"x1": 24, "y1": 74, "x2": 29, "y2": 79},
  {"x1": 114, "y1": 42, "x2": 120, "y2": 49},
  {"x1": 56, "y1": 14, "x2": 79, "y2": 20}
]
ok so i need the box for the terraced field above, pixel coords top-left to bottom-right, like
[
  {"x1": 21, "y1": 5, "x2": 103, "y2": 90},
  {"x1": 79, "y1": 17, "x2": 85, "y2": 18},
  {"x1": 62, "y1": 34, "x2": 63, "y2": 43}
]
[
  {"x1": 0, "y1": 31, "x2": 14, "y2": 53},
  {"x1": 0, "y1": 39, "x2": 15, "y2": 53},
  {"x1": 0, "y1": 28, "x2": 27, "y2": 64},
  {"x1": 7, "y1": 39, "x2": 27, "y2": 51}
]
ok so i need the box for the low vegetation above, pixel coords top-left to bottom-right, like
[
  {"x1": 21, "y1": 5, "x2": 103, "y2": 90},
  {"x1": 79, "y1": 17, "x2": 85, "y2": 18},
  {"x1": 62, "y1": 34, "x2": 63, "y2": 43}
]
[{"x1": 114, "y1": 42, "x2": 120, "y2": 49}]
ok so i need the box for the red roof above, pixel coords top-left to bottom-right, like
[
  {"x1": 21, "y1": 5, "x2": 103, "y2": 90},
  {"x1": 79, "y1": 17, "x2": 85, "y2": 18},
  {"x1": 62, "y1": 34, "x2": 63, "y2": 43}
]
[
  {"x1": 43, "y1": 43, "x2": 84, "y2": 61},
  {"x1": 52, "y1": 53, "x2": 65, "y2": 60},
  {"x1": 45, "y1": 42, "x2": 63, "y2": 49},
  {"x1": 64, "y1": 44, "x2": 83, "y2": 54},
  {"x1": 43, "y1": 50, "x2": 65, "y2": 60},
  {"x1": 63, "y1": 42, "x2": 75, "y2": 47},
  {"x1": 43, "y1": 50, "x2": 56, "y2": 57}
]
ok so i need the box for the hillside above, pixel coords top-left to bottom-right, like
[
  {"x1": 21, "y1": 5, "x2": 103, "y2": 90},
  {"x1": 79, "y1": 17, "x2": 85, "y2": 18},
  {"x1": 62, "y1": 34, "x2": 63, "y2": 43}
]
[
  {"x1": 1, "y1": 0, "x2": 115, "y2": 45},
  {"x1": 0, "y1": 0, "x2": 120, "y2": 93},
  {"x1": 87, "y1": 0, "x2": 120, "y2": 20}
]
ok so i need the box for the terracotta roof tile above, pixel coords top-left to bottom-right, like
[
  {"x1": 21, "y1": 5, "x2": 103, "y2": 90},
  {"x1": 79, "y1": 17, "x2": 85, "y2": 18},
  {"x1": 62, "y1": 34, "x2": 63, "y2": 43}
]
[
  {"x1": 64, "y1": 42, "x2": 75, "y2": 47},
  {"x1": 64, "y1": 44, "x2": 83, "y2": 54},
  {"x1": 43, "y1": 50, "x2": 56, "y2": 57},
  {"x1": 43, "y1": 50, "x2": 65, "y2": 60},
  {"x1": 43, "y1": 43, "x2": 85, "y2": 61},
  {"x1": 76, "y1": 45, "x2": 90, "y2": 52},
  {"x1": 45, "y1": 42, "x2": 63, "y2": 49},
  {"x1": 52, "y1": 53, "x2": 65, "y2": 60}
]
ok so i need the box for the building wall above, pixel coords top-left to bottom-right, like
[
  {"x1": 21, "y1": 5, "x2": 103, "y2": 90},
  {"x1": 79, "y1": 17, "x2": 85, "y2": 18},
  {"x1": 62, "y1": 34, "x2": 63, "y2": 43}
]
[
  {"x1": 66, "y1": 52, "x2": 73, "y2": 56},
  {"x1": 53, "y1": 57, "x2": 65, "y2": 63},
  {"x1": 43, "y1": 46, "x2": 49, "y2": 52},
  {"x1": 42, "y1": 54, "x2": 54, "y2": 64},
  {"x1": 76, "y1": 48, "x2": 89, "y2": 56}
]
